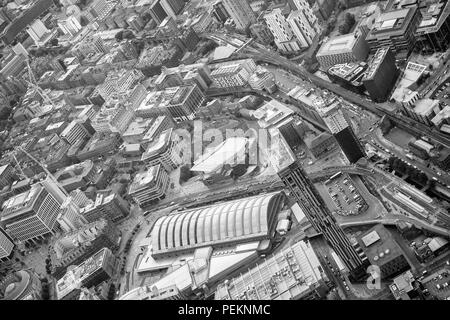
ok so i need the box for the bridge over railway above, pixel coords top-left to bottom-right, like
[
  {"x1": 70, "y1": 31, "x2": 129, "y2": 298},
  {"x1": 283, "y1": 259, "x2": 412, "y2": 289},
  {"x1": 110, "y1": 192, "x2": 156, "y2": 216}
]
[{"x1": 308, "y1": 165, "x2": 375, "y2": 182}]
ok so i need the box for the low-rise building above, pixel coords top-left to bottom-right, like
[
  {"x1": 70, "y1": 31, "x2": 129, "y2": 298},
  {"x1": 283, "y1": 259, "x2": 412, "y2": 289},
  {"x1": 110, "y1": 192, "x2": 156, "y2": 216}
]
[
  {"x1": 215, "y1": 240, "x2": 329, "y2": 300},
  {"x1": 81, "y1": 193, "x2": 130, "y2": 223},
  {"x1": 56, "y1": 248, "x2": 117, "y2": 300},
  {"x1": 141, "y1": 128, "x2": 182, "y2": 172},
  {"x1": 357, "y1": 225, "x2": 410, "y2": 280},
  {"x1": 51, "y1": 219, "x2": 119, "y2": 280},
  {"x1": 316, "y1": 32, "x2": 369, "y2": 70}
]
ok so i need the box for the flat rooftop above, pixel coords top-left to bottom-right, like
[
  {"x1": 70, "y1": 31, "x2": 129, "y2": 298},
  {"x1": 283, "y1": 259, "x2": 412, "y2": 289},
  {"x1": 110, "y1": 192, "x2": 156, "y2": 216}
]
[
  {"x1": 317, "y1": 33, "x2": 360, "y2": 57},
  {"x1": 1, "y1": 184, "x2": 43, "y2": 221},
  {"x1": 129, "y1": 165, "x2": 161, "y2": 194},
  {"x1": 358, "y1": 224, "x2": 404, "y2": 265},
  {"x1": 191, "y1": 137, "x2": 248, "y2": 173},
  {"x1": 369, "y1": 7, "x2": 417, "y2": 36}
]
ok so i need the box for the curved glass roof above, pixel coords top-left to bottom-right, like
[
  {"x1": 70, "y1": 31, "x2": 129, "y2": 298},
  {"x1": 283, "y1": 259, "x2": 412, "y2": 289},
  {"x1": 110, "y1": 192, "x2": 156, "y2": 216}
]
[{"x1": 151, "y1": 192, "x2": 285, "y2": 256}]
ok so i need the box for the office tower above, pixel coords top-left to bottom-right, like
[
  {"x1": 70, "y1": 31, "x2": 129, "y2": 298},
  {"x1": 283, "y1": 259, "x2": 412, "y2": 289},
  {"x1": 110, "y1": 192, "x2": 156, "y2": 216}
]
[
  {"x1": 0, "y1": 227, "x2": 14, "y2": 262},
  {"x1": 264, "y1": 8, "x2": 300, "y2": 53},
  {"x1": 366, "y1": 7, "x2": 422, "y2": 58},
  {"x1": 26, "y1": 19, "x2": 50, "y2": 45},
  {"x1": 286, "y1": 0, "x2": 321, "y2": 48},
  {"x1": 317, "y1": 101, "x2": 366, "y2": 163},
  {"x1": 212, "y1": 0, "x2": 230, "y2": 23},
  {"x1": 58, "y1": 16, "x2": 82, "y2": 37},
  {"x1": 362, "y1": 47, "x2": 399, "y2": 103},
  {"x1": 271, "y1": 133, "x2": 369, "y2": 281},
  {"x1": 222, "y1": 0, "x2": 256, "y2": 31},
  {"x1": 60, "y1": 119, "x2": 95, "y2": 145},
  {"x1": 316, "y1": 32, "x2": 369, "y2": 70},
  {"x1": 1, "y1": 181, "x2": 66, "y2": 244},
  {"x1": 149, "y1": 0, "x2": 184, "y2": 24}
]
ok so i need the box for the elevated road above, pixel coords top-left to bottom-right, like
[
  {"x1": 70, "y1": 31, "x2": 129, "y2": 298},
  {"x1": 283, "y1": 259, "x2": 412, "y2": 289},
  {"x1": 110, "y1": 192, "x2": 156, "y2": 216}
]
[
  {"x1": 340, "y1": 216, "x2": 450, "y2": 238},
  {"x1": 202, "y1": 33, "x2": 450, "y2": 149}
]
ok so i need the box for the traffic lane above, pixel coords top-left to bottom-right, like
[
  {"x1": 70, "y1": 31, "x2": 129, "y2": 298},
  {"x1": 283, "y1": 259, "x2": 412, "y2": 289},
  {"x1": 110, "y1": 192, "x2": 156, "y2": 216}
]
[
  {"x1": 310, "y1": 237, "x2": 356, "y2": 299},
  {"x1": 367, "y1": 131, "x2": 450, "y2": 185}
]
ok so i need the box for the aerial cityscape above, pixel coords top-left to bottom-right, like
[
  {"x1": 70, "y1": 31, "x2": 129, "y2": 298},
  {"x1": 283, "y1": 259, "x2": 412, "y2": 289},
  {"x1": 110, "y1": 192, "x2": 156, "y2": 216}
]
[{"x1": 1, "y1": 0, "x2": 450, "y2": 303}]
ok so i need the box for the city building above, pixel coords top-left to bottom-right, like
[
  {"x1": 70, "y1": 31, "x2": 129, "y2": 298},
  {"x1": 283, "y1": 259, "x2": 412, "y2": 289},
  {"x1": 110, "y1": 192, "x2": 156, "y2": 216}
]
[
  {"x1": 56, "y1": 248, "x2": 117, "y2": 300},
  {"x1": 249, "y1": 21, "x2": 275, "y2": 45},
  {"x1": 51, "y1": 218, "x2": 119, "y2": 279},
  {"x1": 401, "y1": 98, "x2": 443, "y2": 126},
  {"x1": 91, "y1": 104, "x2": 135, "y2": 134},
  {"x1": 389, "y1": 270, "x2": 418, "y2": 300},
  {"x1": 141, "y1": 128, "x2": 182, "y2": 172},
  {"x1": 286, "y1": 1, "x2": 321, "y2": 48},
  {"x1": 191, "y1": 137, "x2": 254, "y2": 185},
  {"x1": 0, "y1": 164, "x2": 16, "y2": 189},
  {"x1": 215, "y1": 240, "x2": 329, "y2": 300},
  {"x1": 1, "y1": 181, "x2": 66, "y2": 244},
  {"x1": 365, "y1": 7, "x2": 422, "y2": 59},
  {"x1": 58, "y1": 16, "x2": 82, "y2": 37},
  {"x1": 222, "y1": 0, "x2": 256, "y2": 30},
  {"x1": 80, "y1": 192, "x2": 129, "y2": 223},
  {"x1": 165, "y1": 85, "x2": 205, "y2": 122},
  {"x1": 150, "y1": 191, "x2": 286, "y2": 259},
  {"x1": 357, "y1": 224, "x2": 410, "y2": 279},
  {"x1": 122, "y1": 118, "x2": 155, "y2": 144},
  {"x1": 27, "y1": 19, "x2": 53, "y2": 46},
  {"x1": 141, "y1": 115, "x2": 175, "y2": 146},
  {"x1": 264, "y1": 8, "x2": 301, "y2": 53},
  {"x1": 248, "y1": 67, "x2": 277, "y2": 93},
  {"x1": 316, "y1": 32, "x2": 369, "y2": 70},
  {"x1": 60, "y1": 119, "x2": 95, "y2": 146},
  {"x1": 316, "y1": 101, "x2": 366, "y2": 163},
  {"x1": 362, "y1": 47, "x2": 399, "y2": 102},
  {"x1": 327, "y1": 62, "x2": 368, "y2": 94},
  {"x1": 271, "y1": 135, "x2": 369, "y2": 281},
  {"x1": 211, "y1": 64, "x2": 251, "y2": 88},
  {"x1": 119, "y1": 284, "x2": 186, "y2": 300},
  {"x1": 128, "y1": 165, "x2": 170, "y2": 208},
  {"x1": 390, "y1": 61, "x2": 427, "y2": 107},
  {"x1": 253, "y1": 99, "x2": 304, "y2": 148},
  {"x1": 0, "y1": 227, "x2": 14, "y2": 262},
  {"x1": 212, "y1": 0, "x2": 231, "y2": 23},
  {"x1": 54, "y1": 160, "x2": 99, "y2": 193},
  {"x1": 304, "y1": 132, "x2": 337, "y2": 158},
  {"x1": 386, "y1": 0, "x2": 450, "y2": 53},
  {"x1": 76, "y1": 133, "x2": 123, "y2": 162},
  {"x1": 0, "y1": 270, "x2": 42, "y2": 300}
]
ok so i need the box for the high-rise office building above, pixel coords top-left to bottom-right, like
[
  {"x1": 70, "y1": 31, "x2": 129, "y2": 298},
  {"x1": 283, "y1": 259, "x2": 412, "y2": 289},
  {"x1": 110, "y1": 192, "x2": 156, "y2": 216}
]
[
  {"x1": 365, "y1": 7, "x2": 422, "y2": 58},
  {"x1": 1, "y1": 181, "x2": 66, "y2": 244},
  {"x1": 0, "y1": 227, "x2": 14, "y2": 262},
  {"x1": 362, "y1": 46, "x2": 399, "y2": 103},
  {"x1": 316, "y1": 101, "x2": 366, "y2": 163},
  {"x1": 270, "y1": 132, "x2": 369, "y2": 281},
  {"x1": 149, "y1": 0, "x2": 185, "y2": 24},
  {"x1": 264, "y1": 8, "x2": 300, "y2": 53},
  {"x1": 212, "y1": 0, "x2": 230, "y2": 23},
  {"x1": 286, "y1": 0, "x2": 321, "y2": 48},
  {"x1": 222, "y1": 0, "x2": 256, "y2": 31}
]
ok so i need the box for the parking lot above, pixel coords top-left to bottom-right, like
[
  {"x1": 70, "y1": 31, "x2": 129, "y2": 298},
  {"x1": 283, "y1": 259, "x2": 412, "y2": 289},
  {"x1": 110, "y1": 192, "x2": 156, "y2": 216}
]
[
  {"x1": 323, "y1": 173, "x2": 368, "y2": 217},
  {"x1": 422, "y1": 267, "x2": 450, "y2": 300},
  {"x1": 431, "y1": 79, "x2": 450, "y2": 104}
]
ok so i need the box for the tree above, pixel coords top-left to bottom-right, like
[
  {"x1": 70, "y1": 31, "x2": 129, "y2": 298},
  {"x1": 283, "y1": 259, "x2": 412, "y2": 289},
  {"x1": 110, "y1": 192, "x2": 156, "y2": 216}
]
[
  {"x1": 115, "y1": 30, "x2": 124, "y2": 42},
  {"x1": 123, "y1": 30, "x2": 135, "y2": 39},
  {"x1": 50, "y1": 38, "x2": 58, "y2": 47},
  {"x1": 79, "y1": 16, "x2": 89, "y2": 26},
  {"x1": 179, "y1": 165, "x2": 193, "y2": 184}
]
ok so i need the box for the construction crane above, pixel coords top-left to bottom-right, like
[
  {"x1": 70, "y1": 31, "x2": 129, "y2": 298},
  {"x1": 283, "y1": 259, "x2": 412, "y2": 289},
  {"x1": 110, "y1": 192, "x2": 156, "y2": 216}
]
[
  {"x1": 7, "y1": 59, "x2": 56, "y2": 108},
  {"x1": 15, "y1": 146, "x2": 69, "y2": 197}
]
